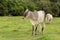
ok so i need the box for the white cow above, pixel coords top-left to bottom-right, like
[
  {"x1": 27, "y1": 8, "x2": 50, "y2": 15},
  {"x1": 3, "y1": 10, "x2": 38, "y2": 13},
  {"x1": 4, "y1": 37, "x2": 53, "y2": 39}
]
[
  {"x1": 46, "y1": 13, "x2": 53, "y2": 24},
  {"x1": 23, "y1": 9, "x2": 45, "y2": 36}
]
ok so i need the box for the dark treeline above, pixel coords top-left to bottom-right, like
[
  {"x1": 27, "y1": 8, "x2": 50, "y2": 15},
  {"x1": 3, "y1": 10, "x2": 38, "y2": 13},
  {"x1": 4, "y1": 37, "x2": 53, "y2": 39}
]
[{"x1": 0, "y1": 0, "x2": 60, "y2": 17}]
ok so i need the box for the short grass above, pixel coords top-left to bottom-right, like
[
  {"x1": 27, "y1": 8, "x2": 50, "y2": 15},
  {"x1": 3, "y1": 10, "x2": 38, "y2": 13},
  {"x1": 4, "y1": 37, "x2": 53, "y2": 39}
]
[{"x1": 0, "y1": 16, "x2": 60, "y2": 40}]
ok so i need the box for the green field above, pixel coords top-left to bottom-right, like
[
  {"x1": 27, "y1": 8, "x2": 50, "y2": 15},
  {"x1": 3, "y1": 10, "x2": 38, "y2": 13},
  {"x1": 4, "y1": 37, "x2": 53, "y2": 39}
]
[{"x1": 0, "y1": 16, "x2": 60, "y2": 40}]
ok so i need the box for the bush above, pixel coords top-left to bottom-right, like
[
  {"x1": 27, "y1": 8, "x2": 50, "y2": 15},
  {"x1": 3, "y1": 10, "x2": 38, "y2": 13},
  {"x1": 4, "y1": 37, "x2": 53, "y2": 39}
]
[{"x1": 0, "y1": 0, "x2": 60, "y2": 17}]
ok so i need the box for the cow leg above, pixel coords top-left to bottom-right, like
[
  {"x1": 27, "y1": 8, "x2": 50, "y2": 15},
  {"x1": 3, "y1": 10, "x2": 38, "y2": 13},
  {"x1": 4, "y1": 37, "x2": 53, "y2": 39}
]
[
  {"x1": 49, "y1": 18, "x2": 52, "y2": 23},
  {"x1": 42, "y1": 26, "x2": 44, "y2": 34},
  {"x1": 35, "y1": 25, "x2": 38, "y2": 35},
  {"x1": 41, "y1": 23, "x2": 45, "y2": 35},
  {"x1": 32, "y1": 25, "x2": 34, "y2": 35}
]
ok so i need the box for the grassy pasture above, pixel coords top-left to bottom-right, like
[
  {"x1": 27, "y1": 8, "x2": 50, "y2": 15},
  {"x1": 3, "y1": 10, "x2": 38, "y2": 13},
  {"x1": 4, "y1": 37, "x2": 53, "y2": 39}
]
[{"x1": 0, "y1": 16, "x2": 60, "y2": 40}]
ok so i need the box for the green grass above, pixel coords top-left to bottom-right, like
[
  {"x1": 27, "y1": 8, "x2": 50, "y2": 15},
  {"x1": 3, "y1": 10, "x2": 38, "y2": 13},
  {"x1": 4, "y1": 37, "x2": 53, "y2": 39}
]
[{"x1": 0, "y1": 16, "x2": 60, "y2": 40}]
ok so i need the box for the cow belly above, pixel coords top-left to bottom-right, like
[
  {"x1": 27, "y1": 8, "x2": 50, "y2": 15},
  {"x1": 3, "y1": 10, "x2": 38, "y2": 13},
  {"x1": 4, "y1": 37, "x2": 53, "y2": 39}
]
[
  {"x1": 30, "y1": 19, "x2": 38, "y2": 25},
  {"x1": 38, "y1": 18, "x2": 44, "y2": 23}
]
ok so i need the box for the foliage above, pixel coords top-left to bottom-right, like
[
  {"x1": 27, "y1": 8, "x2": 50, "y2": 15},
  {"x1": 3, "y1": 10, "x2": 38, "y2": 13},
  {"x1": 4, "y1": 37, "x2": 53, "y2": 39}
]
[{"x1": 0, "y1": 0, "x2": 60, "y2": 16}]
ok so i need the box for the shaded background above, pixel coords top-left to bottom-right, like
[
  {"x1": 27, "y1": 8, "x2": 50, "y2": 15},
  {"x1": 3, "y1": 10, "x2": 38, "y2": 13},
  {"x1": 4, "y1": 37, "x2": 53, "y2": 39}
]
[{"x1": 0, "y1": 0, "x2": 60, "y2": 17}]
